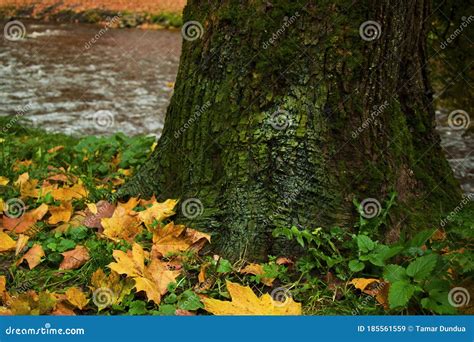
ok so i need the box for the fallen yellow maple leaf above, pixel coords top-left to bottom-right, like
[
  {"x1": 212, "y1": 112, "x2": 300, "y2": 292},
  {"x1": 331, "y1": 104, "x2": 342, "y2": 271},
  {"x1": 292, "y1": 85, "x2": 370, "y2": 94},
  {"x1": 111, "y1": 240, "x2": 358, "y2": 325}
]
[
  {"x1": 108, "y1": 243, "x2": 180, "y2": 304},
  {"x1": 202, "y1": 281, "x2": 301, "y2": 315},
  {"x1": 101, "y1": 206, "x2": 142, "y2": 242},
  {"x1": 65, "y1": 287, "x2": 89, "y2": 310},
  {"x1": 151, "y1": 222, "x2": 210, "y2": 257},
  {"x1": 138, "y1": 199, "x2": 177, "y2": 229},
  {"x1": 89, "y1": 268, "x2": 134, "y2": 310},
  {"x1": 0, "y1": 177, "x2": 9, "y2": 186},
  {"x1": 59, "y1": 246, "x2": 90, "y2": 270},
  {"x1": 48, "y1": 201, "x2": 73, "y2": 224},
  {"x1": 17, "y1": 244, "x2": 45, "y2": 269},
  {"x1": 14, "y1": 172, "x2": 29, "y2": 187},
  {"x1": 0, "y1": 231, "x2": 16, "y2": 252}
]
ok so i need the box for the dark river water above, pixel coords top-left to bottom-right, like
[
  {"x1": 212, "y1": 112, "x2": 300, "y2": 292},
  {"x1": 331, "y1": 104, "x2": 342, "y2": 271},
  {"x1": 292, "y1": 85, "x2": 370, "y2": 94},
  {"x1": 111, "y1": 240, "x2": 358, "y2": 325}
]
[{"x1": 0, "y1": 20, "x2": 472, "y2": 195}]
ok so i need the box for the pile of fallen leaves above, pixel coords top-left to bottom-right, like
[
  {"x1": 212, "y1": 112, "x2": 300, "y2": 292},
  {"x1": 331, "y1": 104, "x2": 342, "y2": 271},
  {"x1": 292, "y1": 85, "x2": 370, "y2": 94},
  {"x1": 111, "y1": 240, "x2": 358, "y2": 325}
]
[{"x1": 0, "y1": 137, "x2": 302, "y2": 316}]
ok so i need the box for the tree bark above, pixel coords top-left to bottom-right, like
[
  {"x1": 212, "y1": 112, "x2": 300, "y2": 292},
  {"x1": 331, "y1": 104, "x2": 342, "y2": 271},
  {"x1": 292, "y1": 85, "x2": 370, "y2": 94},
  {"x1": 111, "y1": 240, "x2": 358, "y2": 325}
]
[{"x1": 121, "y1": 0, "x2": 461, "y2": 261}]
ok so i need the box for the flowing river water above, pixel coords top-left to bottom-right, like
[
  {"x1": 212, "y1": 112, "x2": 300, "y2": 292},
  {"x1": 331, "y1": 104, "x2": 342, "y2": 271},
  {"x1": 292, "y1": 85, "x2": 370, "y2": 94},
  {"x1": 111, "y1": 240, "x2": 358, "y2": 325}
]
[{"x1": 0, "y1": 20, "x2": 472, "y2": 195}]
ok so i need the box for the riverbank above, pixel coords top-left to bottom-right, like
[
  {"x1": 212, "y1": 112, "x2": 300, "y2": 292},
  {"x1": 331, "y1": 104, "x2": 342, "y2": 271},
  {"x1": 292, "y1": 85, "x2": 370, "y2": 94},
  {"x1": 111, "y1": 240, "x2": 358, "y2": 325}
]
[{"x1": 0, "y1": 0, "x2": 185, "y2": 28}]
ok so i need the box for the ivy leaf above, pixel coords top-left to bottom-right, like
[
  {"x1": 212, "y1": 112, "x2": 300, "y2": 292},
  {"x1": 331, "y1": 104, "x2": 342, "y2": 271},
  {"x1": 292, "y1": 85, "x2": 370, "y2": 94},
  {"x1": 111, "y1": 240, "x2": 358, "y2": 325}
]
[
  {"x1": 357, "y1": 235, "x2": 375, "y2": 253},
  {"x1": 406, "y1": 254, "x2": 438, "y2": 281},
  {"x1": 388, "y1": 280, "x2": 417, "y2": 309},
  {"x1": 178, "y1": 290, "x2": 203, "y2": 311},
  {"x1": 217, "y1": 259, "x2": 233, "y2": 273},
  {"x1": 348, "y1": 260, "x2": 365, "y2": 272},
  {"x1": 383, "y1": 264, "x2": 407, "y2": 283}
]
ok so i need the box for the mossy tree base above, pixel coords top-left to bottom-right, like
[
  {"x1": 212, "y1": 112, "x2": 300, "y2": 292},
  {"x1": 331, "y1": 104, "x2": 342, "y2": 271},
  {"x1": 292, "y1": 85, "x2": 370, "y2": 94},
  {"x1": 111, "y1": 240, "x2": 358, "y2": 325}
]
[{"x1": 121, "y1": 0, "x2": 461, "y2": 261}]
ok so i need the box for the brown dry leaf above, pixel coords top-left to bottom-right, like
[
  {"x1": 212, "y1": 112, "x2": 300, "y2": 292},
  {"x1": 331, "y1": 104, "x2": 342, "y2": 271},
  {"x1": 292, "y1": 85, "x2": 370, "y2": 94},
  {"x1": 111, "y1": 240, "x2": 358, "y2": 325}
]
[
  {"x1": 3, "y1": 203, "x2": 48, "y2": 233},
  {"x1": 349, "y1": 278, "x2": 389, "y2": 308},
  {"x1": 19, "y1": 179, "x2": 40, "y2": 198},
  {"x1": 101, "y1": 206, "x2": 142, "y2": 242},
  {"x1": 0, "y1": 176, "x2": 9, "y2": 186},
  {"x1": 0, "y1": 231, "x2": 16, "y2": 252},
  {"x1": 8, "y1": 290, "x2": 57, "y2": 315},
  {"x1": 108, "y1": 243, "x2": 180, "y2": 304},
  {"x1": 59, "y1": 246, "x2": 90, "y2": 270},
  {"x1": 138, "y1": 199, "x2": 177, "y2": 228},
  {"x1": 276, "y1": 257, "x2": 294, "y2": 266},
  {"x1": 15, "y1": 234, "x2": 30, "y2": 256},
  {"x1": 84, "y1": 200, "x2": 115, "y2": 231},
  {"x1": 47, "y1": 145, "x2": 64, "y2": 154},
  {"x1": 65, "y1": 287, "x2": 89, "y2": 310},
  {"x1": 48, "y1": 201, "x2": 73, "y2": 225},
  {"x1": 202, "y1": 281, "x2": 301, "y2": 315},
  {"x1": 175, "y1": 309, "x2": 195, "y2": 316},
  {"x1": 431, "y1": 229, "x2": 446, "y2": 241},
  {"x1": 152, "y1": 222, "x2": 210, "y2": 257},
  {"x1": 18, "y1": 244, "x2": 45, "y2": 269},
  {"x1": 240, "y1": 263, "x2": 274, "y2": 286}
]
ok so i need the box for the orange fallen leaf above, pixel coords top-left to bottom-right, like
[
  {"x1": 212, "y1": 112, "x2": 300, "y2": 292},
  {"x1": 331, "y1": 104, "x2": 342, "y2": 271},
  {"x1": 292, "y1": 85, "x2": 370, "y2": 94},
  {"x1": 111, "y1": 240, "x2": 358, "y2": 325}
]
[
  {"x1": 47, "y1": 145, "x2": 64, "y2": 154},
  {"x1": 3, "y1": 203, "x2": 48, "y2": 233},
  {"x1": 0, "y1": 231, "x2": 16, "y2": 252},
  {"x1": 59, "y1": 246, "x2": 90, "y2": 270},
  {"x1": 18, "y1": 244, "x2": 45, "y2": 269},
  {"x1": 240, "y1": 263, "x2": 274, "y2": 286},
  {"x1": 48, "y1": 201, "x2": 73, "y2": 225},
  {"x1": 89, "y1": 268, "x2": 134, "y2": 310},
  {"x1": 51, "y1": 302, "x2": 76, "y2": 315},
  {"x1": 14, "y1": 172, "x2": 29, "y2": 187},
  {"x1": 202, "y1": 281, "x2": 301, "y2": 315},
  {"x1": 349, "y1": 278, "x2": 389, "y2": 308},
  {"x1": 151, "y1": 222, "x2": 210, "y2": 257},
  {"x1": 349, "y1": 278, "x2": 380, "y2": 292}
]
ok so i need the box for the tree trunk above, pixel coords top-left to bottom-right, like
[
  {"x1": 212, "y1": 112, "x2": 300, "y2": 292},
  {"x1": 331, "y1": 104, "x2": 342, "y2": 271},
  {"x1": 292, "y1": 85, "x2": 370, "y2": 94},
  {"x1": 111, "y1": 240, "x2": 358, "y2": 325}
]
[{"x1": 121, "y1": 0, "x2": 461, "y2": 261}]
